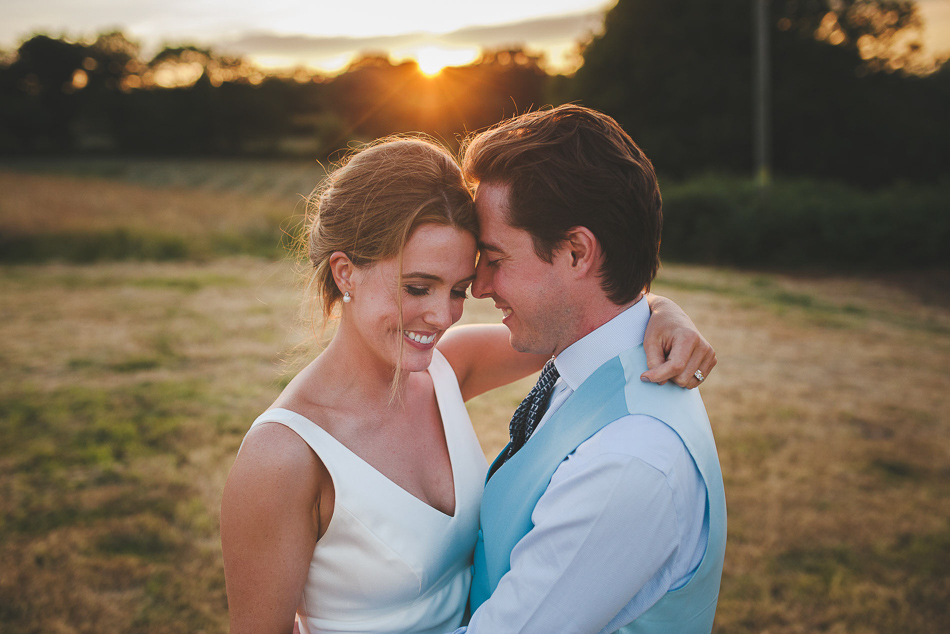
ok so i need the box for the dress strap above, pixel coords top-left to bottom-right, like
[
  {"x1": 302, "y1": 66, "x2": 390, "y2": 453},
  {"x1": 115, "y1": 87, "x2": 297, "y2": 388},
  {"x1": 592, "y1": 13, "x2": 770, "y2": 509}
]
[
  {"x1": 427, "y1": 349, "x2": 464, "y2": 437},
  {"x1": 241, "y1": 408, "x2": 367, "y2": 500},
  {"x1": 242, "y1": 408, "x2": 348, "y2": 462}
]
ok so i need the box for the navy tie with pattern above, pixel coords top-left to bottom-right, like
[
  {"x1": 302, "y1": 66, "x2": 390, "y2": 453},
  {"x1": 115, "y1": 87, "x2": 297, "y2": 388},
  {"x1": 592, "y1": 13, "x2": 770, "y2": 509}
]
[{"x1": 488, "y1": 357, "x2": 560, "y2": 479}]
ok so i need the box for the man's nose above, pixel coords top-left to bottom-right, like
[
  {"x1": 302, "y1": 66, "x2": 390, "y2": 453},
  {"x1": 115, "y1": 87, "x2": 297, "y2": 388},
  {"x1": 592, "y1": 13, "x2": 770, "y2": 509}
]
[{"x1": 471, "y1": 260, "x2": 492, "y2": 299}]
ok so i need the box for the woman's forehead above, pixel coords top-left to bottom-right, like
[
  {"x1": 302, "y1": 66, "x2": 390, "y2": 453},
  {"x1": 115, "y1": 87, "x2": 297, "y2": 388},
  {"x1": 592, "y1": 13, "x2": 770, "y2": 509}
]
[{"x1": 401, "y1": 225, "x2": 477, "y2": 275}]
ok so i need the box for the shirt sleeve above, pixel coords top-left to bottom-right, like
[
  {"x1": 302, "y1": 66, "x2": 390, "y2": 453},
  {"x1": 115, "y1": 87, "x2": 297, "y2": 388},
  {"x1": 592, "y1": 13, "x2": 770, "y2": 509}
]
[{"x1": 458, "y1": 415, "x2": 685, "y2": 634}]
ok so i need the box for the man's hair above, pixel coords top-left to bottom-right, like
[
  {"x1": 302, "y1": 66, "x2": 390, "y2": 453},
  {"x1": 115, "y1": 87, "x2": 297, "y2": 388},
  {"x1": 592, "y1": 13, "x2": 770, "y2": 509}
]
[{"x1": 461, "y1": 104, "x2": 662, "y2": 304}]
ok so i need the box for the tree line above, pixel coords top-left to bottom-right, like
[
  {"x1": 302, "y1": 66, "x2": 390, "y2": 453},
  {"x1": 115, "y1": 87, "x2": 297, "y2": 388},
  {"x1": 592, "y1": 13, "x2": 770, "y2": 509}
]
[
  {"x1": 1, "y1": 0, "x2": 947, "y2": 187},
  {"x1": 0, "y1": 31, "x2": 548, "y2": 160}
]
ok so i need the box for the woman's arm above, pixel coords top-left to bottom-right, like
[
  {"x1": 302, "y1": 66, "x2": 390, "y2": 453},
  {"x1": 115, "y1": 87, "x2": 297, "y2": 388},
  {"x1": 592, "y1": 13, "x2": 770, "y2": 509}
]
[
  {"x1": 220, "y1": 423, "x2": 330, "y2": 634},
  {"x1": 438, "y1": 324, "x2": 548, "y2": 401},
  {"x1": 439, "y1": 294, "x2": 716, "y2": 400}
]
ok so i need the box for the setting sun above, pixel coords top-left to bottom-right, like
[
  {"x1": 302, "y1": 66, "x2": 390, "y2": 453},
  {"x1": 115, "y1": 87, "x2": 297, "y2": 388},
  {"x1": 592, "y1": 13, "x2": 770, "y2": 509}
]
[{"x1": 411, "y1": 45, "x2": 481, "y2": 76}]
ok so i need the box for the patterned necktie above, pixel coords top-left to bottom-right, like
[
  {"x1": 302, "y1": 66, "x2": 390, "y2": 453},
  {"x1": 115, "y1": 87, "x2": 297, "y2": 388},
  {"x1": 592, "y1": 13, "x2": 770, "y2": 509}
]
[{"x1": 489, "y1": 357, "x2": 560, "y2": 479}]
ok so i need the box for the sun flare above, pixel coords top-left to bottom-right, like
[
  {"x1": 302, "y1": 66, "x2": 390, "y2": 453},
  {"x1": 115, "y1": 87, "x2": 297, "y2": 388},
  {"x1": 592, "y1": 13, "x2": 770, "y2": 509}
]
[{"x1": 412, "y1": 45, "x2": 480, "y2": 76}]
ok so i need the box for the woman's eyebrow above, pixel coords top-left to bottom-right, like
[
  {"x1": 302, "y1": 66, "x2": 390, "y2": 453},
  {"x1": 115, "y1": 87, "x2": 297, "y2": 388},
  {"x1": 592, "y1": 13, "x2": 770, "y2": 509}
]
[
  {"x1": 403, "y1": 272, "x2": 476, "y2": 284},
  {"x1": 403, "y1": 272, "x2": 442, "y2": 281}
]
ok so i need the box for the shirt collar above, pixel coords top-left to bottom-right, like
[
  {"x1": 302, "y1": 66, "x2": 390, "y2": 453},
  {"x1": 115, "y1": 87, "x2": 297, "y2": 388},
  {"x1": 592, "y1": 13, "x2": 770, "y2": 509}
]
[{"x1": 553, "y1": 297, "x2": 650, "y2": 392}]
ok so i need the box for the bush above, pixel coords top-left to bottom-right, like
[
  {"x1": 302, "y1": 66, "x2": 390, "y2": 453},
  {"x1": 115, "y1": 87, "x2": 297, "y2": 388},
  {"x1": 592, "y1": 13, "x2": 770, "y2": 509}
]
[
  {"x1": 660, "y1": 176, "x2": 950, "y2": 269},
  {"x1": 0, "y1": 226, "x2": 289, "y2": 264},
  {"x1": 0, "y1": 229, "x2": 190, "y2": 263}
]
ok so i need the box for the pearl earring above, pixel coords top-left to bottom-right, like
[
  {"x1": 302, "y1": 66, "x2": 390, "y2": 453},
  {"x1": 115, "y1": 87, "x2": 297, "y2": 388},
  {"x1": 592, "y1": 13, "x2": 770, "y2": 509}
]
[{"x1": 342, "y1": 291, "x2": 352, "y2": 303}]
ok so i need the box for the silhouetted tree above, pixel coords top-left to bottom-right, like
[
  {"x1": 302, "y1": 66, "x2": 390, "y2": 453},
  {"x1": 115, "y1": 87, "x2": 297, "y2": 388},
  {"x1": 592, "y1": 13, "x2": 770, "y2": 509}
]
[
  {"x1": 320, "y1": 49, "x2": 547, "y2": 149},
  {"x1": 449, "y1": 48, "x2": 549, "y2": 130},
  {"x1": 572, "y1": 0, "x2": 949, "y2": 185},
  {"x1": 9, "y1": 17, "x2": 941, "y2": 175},
  {"x1": 0, "y1": 35, "x2": 86, "y2": 151},
  {"x1": 573, "y1": 1, "x2": 753, "y2": 175}
]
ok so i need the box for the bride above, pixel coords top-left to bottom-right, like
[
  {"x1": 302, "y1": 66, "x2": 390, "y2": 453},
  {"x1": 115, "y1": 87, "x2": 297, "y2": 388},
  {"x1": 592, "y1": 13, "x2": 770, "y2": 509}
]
[{"x1": 220, "y1": 136, "x2": 714, "y2": 633}]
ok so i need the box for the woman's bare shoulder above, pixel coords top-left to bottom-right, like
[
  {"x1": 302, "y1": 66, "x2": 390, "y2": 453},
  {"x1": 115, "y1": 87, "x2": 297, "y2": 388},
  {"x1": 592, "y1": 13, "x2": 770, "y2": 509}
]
[{"x1": 238, "y1": 420, "x2": 319, "y2": 470}]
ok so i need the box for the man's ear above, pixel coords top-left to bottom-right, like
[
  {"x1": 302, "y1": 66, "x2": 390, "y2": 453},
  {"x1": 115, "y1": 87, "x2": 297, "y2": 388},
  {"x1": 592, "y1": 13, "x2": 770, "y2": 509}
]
[
  {"x1": 561, "y1": 226, "x2": 601, "y2": 277},
  {"x1": 329, "y1": 251, "x2": 355, "y2": 294}
]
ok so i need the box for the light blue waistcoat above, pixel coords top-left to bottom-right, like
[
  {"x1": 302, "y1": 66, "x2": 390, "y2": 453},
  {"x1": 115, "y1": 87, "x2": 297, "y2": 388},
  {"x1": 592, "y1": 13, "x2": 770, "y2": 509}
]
[{"x1": 469, "y1": 345, "x2": 727, "y2": 633}]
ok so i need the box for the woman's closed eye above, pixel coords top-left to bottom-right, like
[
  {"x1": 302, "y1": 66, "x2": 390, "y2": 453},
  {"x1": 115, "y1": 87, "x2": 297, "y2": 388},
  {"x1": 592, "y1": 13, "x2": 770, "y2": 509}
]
[
  {"x1": 405, "y1": 285, "x2": 429, "y2": 297},
  {"x1": 406, "y1": 284, "x2": 469, "y2": 300}
]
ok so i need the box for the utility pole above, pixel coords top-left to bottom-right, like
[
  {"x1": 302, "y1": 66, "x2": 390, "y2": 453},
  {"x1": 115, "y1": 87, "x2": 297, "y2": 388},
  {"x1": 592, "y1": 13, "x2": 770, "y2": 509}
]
[{"x1": 754, "y1": 0, "x2": 771, "y2": 188}]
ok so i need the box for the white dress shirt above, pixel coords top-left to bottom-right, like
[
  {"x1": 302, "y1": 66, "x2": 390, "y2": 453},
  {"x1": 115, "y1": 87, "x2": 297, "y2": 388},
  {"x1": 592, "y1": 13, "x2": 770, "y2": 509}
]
[{"x1": 456, "y1": 298, "x2": 708, "y2": 633}]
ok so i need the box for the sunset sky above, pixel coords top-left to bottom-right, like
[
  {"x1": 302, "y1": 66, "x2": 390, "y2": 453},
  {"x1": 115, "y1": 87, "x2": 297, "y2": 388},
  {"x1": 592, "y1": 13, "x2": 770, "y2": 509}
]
[{"x1": 3, "y1": 0, "x2": 948, "y2": 75}]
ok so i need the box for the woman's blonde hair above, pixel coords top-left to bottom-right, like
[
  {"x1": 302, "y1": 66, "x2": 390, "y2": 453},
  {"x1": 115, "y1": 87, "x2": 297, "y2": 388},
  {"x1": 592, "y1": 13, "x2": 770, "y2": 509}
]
[{"x1": 304, "y1": 135, "x2": 477, "y2": 385}]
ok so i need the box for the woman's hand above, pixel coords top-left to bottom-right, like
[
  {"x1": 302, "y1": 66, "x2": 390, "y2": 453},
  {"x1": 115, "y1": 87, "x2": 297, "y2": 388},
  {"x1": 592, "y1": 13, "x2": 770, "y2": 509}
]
[{"x1": 641, "y1": 294, "x2": 716, "y2": 389}]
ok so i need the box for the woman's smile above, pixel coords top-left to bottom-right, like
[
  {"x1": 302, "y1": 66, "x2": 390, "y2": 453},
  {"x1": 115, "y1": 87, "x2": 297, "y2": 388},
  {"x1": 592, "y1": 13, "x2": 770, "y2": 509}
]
[{"x1": 404, "y1": 330, "x2": 437, "y2": 346}]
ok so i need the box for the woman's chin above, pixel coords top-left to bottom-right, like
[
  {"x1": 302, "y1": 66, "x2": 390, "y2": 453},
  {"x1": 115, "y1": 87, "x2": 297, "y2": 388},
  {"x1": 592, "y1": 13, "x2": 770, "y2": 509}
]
[{"x1": 399, "y1": 349, "x2": 435, "y2": 374}]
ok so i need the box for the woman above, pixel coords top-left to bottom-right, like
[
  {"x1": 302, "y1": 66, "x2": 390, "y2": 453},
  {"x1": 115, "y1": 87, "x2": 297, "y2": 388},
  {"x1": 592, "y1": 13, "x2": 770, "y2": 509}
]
[{"x1": 220, "y1": 137, "x2": 714, "y2": 633}]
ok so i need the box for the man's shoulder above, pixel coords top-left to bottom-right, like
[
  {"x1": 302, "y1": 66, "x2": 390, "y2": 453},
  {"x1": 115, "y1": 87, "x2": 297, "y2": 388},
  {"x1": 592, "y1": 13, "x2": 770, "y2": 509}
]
[{"x1": 566, "y1": 414, "x2": 692, "y2": 478}]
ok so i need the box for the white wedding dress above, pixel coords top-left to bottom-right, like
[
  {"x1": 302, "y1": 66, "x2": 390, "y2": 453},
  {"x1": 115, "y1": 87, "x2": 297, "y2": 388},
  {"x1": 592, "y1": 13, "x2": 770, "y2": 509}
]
[{"x1": 242, "y1": 350, "x2": 487, "y2": 633}]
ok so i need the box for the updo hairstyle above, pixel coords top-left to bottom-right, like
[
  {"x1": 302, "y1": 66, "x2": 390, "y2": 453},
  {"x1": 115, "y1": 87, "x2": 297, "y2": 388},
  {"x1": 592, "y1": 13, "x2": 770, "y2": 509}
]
[{"x1": 308, "y1": 136, "x2": 478, "y2": 321}]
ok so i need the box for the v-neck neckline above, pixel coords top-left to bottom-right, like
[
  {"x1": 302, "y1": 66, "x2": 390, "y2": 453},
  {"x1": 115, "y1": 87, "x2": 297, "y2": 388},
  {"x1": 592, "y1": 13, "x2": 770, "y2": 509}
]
[{"x1": 269, "y1": 366, "x2": 458, "y2": 518}]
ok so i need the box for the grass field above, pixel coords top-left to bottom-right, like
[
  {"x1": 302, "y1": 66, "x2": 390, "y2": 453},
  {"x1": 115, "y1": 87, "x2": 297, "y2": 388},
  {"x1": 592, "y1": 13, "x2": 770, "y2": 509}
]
[{"x1": 1, "y1": 166, "x2": 948, "y2": 632}]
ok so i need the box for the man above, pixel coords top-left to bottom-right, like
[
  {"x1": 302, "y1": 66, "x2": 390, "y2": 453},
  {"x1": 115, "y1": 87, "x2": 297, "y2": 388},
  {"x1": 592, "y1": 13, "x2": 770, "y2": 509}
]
[{"x1": 455, "y1": 105, "x2": 727, "y2": 633}]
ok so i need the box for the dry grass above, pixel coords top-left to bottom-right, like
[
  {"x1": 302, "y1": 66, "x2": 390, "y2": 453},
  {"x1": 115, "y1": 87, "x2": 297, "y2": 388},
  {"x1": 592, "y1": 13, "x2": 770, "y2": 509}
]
[
  {"x1": 653, "y1": 266, "x2": 950, "y2": 632},
  {"x1": 0, "y1": 259, "x2": 301, "y2": 633},
  {"x1": 1, "y1": 169, "x2": 948, "y2": 632},
  {"x1": 0, "y1": 171, "x2": 300, "y2": 237},
  {"x1": 0, "y1": 170, "x2": 315, "y2": 262}
]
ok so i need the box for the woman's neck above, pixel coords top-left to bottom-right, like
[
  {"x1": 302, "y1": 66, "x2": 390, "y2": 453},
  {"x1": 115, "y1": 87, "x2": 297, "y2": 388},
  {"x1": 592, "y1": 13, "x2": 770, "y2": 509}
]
[{"x1": 313, "y1": 331, "x2": 413, "y2": 411}]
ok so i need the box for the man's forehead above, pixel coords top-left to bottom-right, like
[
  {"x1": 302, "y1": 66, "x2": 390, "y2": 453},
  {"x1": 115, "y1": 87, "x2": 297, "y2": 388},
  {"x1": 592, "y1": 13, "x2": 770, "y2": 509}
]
[
  {"x1": 474, "y1": 181, "x2": 513, "y2": 243},
  {"x1": 474, "y1": 213, "x2": 508, "y2": 251},
  {"x1": 474, "y1": 181, "x2": 511, "y2": 209}
]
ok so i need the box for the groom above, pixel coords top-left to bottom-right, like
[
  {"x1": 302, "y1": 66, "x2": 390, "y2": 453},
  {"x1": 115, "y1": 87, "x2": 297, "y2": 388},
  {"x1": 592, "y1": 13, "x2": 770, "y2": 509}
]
[{"x1": 455, "y1": 105, "x2": 727, "y2": 633}]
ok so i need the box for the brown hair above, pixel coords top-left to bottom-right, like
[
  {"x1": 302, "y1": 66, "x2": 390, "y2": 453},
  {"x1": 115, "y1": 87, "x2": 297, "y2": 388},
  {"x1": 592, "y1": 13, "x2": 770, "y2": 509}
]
[
  {"x1": 309, "y1": 136, "x2": 476, "y2": 318},
  {"x1": 461, "y1": 104, "x2": 662, "y2": 303},
  {"x1": 305, "y1": 137, "x2": 477, "y2": 391}
]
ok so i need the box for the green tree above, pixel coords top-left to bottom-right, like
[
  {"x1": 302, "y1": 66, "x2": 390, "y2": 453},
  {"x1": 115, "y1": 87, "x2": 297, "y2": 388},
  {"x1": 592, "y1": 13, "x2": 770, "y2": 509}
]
[
  {"x1": 573, "y1": 1, "x2": 753, "y2": 176},
  {"x1": 572, "y1": 0, "x2": 948, "y2": 185}
]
